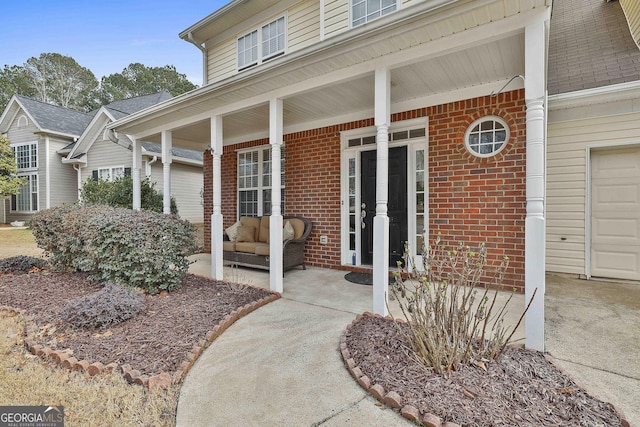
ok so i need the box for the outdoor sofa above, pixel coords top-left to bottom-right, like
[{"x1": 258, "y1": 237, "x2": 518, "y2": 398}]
[{"x1": 223, "y1": 215, "x2": 312, "y2": 271}]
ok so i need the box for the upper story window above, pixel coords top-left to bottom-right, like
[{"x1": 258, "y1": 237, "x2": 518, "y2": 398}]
[
  {"x1": 13, "y1": 143, "x2": 38, "y2": 170},
  {"x1": 237, "y1": 16, "x2": 286, "y2": 71},
  {"x1": 352, "y1": 0, "x2": 397, "y2": 27}
]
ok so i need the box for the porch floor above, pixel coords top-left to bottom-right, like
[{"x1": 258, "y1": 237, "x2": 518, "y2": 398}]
[{"x1": 178, "y1": 253, "x2": 640, "y2": 426}]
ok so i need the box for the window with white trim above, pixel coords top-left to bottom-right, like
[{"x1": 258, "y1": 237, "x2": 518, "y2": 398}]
[
  {"x1": 92, "y1": 166, "x2": 130, "y2": 182},
  {"x1": 237, "y1": 16, "x2": 286, "y2": 70},
  {"x1": 13, "y1": 142, "x2": 37, "y2": 170},
  {"x1": 238, "y1": 146, "x2": 285, "y2": 217},
  {"x1": 11, "y1": 173, "x2": 38, "y2": 212},
  {"x1": 352, "y1": 0, "x2": 397, "y2": 27},
  {"x1": 464, "y1": 116, "x2": 509, "y2": 158}
]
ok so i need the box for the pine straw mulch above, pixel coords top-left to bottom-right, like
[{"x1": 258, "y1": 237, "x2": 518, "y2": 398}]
[
  {"x1": 344, "y1": 314, "x2": 630, "y2": 427},
  {"x1": 0, "y1": 271, "x2": 274, "y2": 377}
]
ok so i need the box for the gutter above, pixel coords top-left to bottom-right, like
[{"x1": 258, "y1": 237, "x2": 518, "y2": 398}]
[
  {"x1": 109, "y1": 0, "x2": 468, "y2": 132},
  {"x1": 548, "y1": 80, "x2": 640, "y2": 110},
  {"x1": 182, "y1": 32, "x2": 208, "y2": 86}
]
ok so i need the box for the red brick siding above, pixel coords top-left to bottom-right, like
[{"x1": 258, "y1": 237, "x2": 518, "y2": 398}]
[{"x1": 203, "y1": 89, "x2": 526, "y2": 290}]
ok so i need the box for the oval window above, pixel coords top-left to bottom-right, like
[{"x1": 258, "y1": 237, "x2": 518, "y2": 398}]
[{"x1": 464, "y1": 116, "x2": 510, "y2": 158}]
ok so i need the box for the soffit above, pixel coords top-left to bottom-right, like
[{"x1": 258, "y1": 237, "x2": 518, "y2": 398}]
[{"x1": 116, "y1": 0, "x2": 541, "y2": 147}]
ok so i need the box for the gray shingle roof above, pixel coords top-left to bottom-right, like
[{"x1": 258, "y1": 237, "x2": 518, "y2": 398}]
[
  {"x1": 103, "y1": 91, "x2": 173, "y2": 119},
  {"x1": 142, "y1": 141, "x2": 203, "y2": 162},
  {"x1": 15, "y1": 95, "x2": 94, "y2": 136},
  {"x1": 548, "y1": 0, "x2": 640, "y2": 95}
]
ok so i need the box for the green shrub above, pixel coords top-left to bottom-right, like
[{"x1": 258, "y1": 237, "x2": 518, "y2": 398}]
[
  {"x1": 80, "y1": 176, "x2": 178, "y2": 215},
  {"x1": 60, "y1": 284, "x2": 144, "y2": 329},
  {"x1": 31, "y1": 205, "x2": 197, "y2": 293},
  {"x1": 389, "y1": 236, "x2": 535, "y2": 375},
  {"x1": 0, "y1": 256, "x2": 47, "y2": 274}
]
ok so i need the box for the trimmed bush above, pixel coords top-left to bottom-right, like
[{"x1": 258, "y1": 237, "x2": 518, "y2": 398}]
[
  {"x1": 60, "y1": 284, "x2": 144, "y2": 329},
  {"x1": 0, "y1": 256, "x2": 47, "y2": 274},
  {"x1": 389, "y1": 236, "x2": 534, "y2": 375},
  {"x1": 31, "y1": 205, "x2": 196, "y2": 293},
  {"x1": 80, "y1": 175, "x2": 178, "y2": 215}
]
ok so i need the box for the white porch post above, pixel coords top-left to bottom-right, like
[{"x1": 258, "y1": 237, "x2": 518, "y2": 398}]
[
  {"x1": 373, "y1": 67, "x2": 390, "y2": 316},
  {"x1": 132, "y1": 137, "x2": 142, "y2": 211},
  {"x1": 269, "y1": 98, "x2": 284, "y2": 293},
  {"x1": 524, "y1": 13, "x2": 548, "y2": 351},
  {"x1": 210, "y1": 116, "x2": 224, "y2": 280},
  {"x1": 161, "y1": 130, "x2": 173, "y2": 214}
]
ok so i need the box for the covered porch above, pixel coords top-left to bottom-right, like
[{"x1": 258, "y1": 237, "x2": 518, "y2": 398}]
[{"x1": 109, "y1": 1, "x2": 550, "y2": 350}]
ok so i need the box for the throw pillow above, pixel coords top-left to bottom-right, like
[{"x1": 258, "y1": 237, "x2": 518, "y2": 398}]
[
  {"x1": 236, "y1": 225, "x2": 256, "y2": 243},
  {"x1": 283, "y1": 220, "x2": 295, "y2": 241},
  {"x1": 225, "y1": 221, "x2": 242, "y2": 242}
]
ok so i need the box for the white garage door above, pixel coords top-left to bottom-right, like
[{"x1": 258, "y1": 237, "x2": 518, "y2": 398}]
[{"x1": 591, "y1": 146, "x2": 640, "y2": 281}]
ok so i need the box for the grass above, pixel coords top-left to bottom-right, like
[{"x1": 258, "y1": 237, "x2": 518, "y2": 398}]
[
  {"x1": 0, "y1": 314, "x2": 179, "y2": 427},
  {"x1": 0, "y1": 228, "x2": 42, "y2": 257},
  {"x1": 0, "y1": 228, "x2": 180, "y2": 426}
]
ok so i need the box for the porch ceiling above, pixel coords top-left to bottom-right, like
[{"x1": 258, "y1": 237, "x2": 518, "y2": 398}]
[{"x1": 155, "y1": 33, "x2": 524, "y2": 151}]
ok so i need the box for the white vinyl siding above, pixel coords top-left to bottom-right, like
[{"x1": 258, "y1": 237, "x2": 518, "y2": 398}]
[
  {"x1": 48, "y1": 138, "x2": 78, "y2": 208},
  {"x1": 620, "y1": 0, "x2": 640, "y2": 47},
  {"x1": 288, "y1": 0, "x2": 320, "y2": 51},
  {"x1": 207, "y1": 39, "x2": 237, "y2": 84},
  {"x1": 82, "y1": 139, "x2": 133, "y2": 183},
  {"x1": 148, "y1": 162, "x2": 204, "y2": 223},
  {"x1": 324, "y1": 0, "x2": 349, "y2": 38},
  {"x1": 547, "y1": 109, "x2": 640, "y2": 277}
]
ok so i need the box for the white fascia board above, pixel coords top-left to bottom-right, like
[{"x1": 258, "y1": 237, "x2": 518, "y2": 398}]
[
  {"x1": 0, "y1": 97, "x2": 40, "y2": 133},
  {"x1": 178, "y1": 0, "x2": 248, "y2": 42},
  {"x1": 34, "y1": 129, "x2": 80, "y2": 140},
  {"x1": 141, "y1": 148, "x2": 202, "y2": 167},
  {"x1": 548, "y1": 80, "x2": 640, "y2": 110},
  {"x1": 68, "y1": 108, "x2": 116, "y2": 158},
  {"x1": 61, "y1": 154, "x2": 87, "y2": 166}
]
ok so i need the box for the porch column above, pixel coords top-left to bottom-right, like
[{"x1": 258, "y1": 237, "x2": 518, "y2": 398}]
[
  {"x1": 269, "y1": 98, "x2": 284, "y2": 293},
  {"x1": 132, "y1": 137, "x2": 142, "y2": 211},
  {"x1": 210, "y1": 116, "x2": 224, "y2": 280},
  {"x1": 524, "y1": 13, "x2": 548, "y2": 351},
  {"x1": 373, "y1": 67, "x2": 390, "y2": 316},
  {"x1": 161, "y1": 130, "x2": 173, "y2": 215}
]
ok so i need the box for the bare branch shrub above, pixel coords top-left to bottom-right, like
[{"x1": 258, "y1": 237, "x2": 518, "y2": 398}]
[{"x1": 389, "y1": 235, "x2": 535, "y2": 375}]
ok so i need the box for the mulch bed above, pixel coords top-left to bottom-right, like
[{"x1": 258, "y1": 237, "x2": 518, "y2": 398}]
[
  {"x1": 344, "y1": 315, "x2": 628, "y2": 427},
  {"x1": 0, "y1": 271, "x2": 273, "y2": 377}
]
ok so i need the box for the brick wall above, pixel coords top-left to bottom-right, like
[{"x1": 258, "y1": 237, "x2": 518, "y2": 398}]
[{"x1": 203, "y1": 89, "x2": 526, "y2": 290}]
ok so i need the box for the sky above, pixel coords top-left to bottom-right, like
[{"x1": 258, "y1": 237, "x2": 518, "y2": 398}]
[{"x1": 0, "y1": 0, "x2": 230, "y2": 86}]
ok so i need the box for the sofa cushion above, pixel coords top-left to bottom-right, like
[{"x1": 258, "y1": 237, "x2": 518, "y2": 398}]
[
  {"x1": 225, "y1": 221, "x2": 242, "y2": 242},
  {"x1": 259, "y1": 216, "x2": 270, "y2": 243},
  {"x1": 223, "y1": 241, "x2": 237, "y2": 252},
  {"x1": 235, "y1": 242, "x2": 258, "y2": 253},
  {"x1": 240, "y1": 217, "x2": 261, "y2": 241},
  {"x1": 288, "y1": 218, "x2": 305, "y2": 239},
  {"x1": 283, "y1": 220, "x2": 295, "y2": 241},
  {"x1": 253, "y1": 243, "x2": 270, "y2": 256},
  {"x1": 236, "y1": 225, "x2": 255, "y2": 243}
]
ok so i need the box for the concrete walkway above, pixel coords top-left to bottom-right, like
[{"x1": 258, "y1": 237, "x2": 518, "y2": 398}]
[{"x1": 178, "y1": 254, "x2": 640, "y2": 426}]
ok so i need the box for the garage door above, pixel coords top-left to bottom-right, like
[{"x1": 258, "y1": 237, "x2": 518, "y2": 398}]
[{"x1": 591, "y1": 146, "x2": 640, "y2": 280}]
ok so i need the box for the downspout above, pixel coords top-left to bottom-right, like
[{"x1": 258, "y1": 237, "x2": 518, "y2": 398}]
[
  {"x1": 73, "y1": 164, "x2": 83, "y2": 201},
  {"x1": 184, "y1": 32, "x2": 208, "y2": 86},
  {"x1": 147, "y1": 155, "x2": 158, "y2": 177},
  {"x1": 44, "y1": 135, "x2": 51, "y2": 209}
]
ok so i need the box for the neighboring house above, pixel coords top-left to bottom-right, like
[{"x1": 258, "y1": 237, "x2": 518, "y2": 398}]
[
  {"x1": 110, "y1": 0, "x2": 551, "y2": 349},
  {"x1": 0, "y1": 96, "x2": 92, "y2": 222},
  {"x1": 61, "y1": 92, "x2": 204, "y2": 223},
  {"x1": 0, "y1": 92, "x2": 204, "y2": 224},
  {"x1": 547, "y1": 0, "x2": 640, "y2": 281}
]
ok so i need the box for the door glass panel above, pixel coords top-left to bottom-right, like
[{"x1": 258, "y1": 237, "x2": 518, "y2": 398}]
[{"x1": 415, "y1": 149, "x2": 426, "y2": 254}]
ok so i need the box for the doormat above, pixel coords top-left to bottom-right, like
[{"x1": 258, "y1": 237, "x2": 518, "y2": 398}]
[{"x1": 344, "y1": 272, "x2": 373, "y2": 285}]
